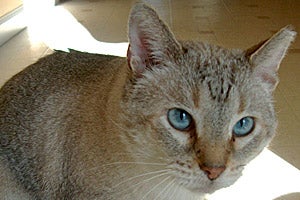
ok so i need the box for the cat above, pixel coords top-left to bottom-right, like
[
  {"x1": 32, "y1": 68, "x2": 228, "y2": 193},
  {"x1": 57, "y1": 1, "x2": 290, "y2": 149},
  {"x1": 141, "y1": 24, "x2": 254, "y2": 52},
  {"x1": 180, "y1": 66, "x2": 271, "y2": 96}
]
[{"x1": 0, "y1": 2, "x2": 296, "y2": 200}]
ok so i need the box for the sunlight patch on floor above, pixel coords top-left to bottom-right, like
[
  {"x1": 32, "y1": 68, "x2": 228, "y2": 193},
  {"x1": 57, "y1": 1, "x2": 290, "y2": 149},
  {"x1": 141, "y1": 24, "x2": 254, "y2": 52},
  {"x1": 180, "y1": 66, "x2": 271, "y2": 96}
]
[{"x1": 24, "y1": 0, "x2": 128, "y2": 57}]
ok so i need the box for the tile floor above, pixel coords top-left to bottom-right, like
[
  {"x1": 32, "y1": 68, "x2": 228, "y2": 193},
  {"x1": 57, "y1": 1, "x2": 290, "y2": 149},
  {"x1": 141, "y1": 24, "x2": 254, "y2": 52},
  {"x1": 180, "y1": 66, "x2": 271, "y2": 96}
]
[{"x1": 0, "y1": 0, "x2": 299, "y2": 199}]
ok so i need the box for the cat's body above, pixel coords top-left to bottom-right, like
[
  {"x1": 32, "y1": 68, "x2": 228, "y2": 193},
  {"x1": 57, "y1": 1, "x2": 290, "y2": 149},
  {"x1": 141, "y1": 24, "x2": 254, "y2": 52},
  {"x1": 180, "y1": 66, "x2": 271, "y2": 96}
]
[
  {"x1": 0, "y1": 52, "x2": 127, "y2": 199},
  {"x1": 0, "y1": 3, "x2": 296, "y2": 200}
]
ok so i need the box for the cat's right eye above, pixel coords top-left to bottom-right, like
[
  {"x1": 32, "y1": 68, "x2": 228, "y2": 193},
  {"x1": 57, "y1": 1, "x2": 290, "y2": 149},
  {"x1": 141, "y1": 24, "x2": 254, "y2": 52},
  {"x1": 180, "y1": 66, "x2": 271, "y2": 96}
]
[{"x1": 167, "y1": 108, "x2": 192, "y2": 131}]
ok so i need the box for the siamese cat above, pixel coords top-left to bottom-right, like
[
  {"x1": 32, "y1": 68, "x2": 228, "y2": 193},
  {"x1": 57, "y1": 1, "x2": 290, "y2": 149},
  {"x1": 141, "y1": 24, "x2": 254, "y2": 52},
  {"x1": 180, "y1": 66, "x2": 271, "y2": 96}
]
[{"x1": 0, "y1": 2, "x2": 296, "y2": 200}]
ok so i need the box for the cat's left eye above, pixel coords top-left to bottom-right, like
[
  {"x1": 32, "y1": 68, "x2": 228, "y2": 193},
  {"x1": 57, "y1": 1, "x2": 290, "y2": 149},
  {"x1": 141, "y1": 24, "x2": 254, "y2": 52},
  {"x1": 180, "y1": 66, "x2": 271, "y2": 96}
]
[
  {"x1": 167, "y1": 108, "x2": 192, "y2": 131},
  {"x1": 233, "y1": 117, "x2": 255, "y2": 137}
]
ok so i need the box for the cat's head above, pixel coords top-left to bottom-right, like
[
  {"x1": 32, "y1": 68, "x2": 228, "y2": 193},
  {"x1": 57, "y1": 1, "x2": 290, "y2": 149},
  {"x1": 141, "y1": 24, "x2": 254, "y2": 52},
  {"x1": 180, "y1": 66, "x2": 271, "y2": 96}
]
[{"x1": 121, "y1": 3, "x2": 296, "y2": 195}]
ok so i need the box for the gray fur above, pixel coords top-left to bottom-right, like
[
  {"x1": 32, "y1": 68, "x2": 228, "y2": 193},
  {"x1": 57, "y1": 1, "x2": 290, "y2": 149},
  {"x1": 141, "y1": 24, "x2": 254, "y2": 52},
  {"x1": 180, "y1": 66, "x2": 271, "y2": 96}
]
[{"x1": 0, "y1": 3, "x2": 296, "y2": 200}]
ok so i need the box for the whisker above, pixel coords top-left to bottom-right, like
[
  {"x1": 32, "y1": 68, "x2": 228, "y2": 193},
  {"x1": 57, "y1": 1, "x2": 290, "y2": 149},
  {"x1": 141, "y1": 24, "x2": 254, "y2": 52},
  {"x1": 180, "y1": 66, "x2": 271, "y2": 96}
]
[
  {"x1": 140, "y1": 176, "x2": 172, "y2": 200},
  {"x1": 111, "y1": 150, "x2": 166, "y2": 160},
  {"x1": 153, "y1": 178, "x2": 175, "y2": 200},
  {"x1": 101, "y1": 161, "x2": 168, "y2": 168},
  {"x1": 168, "y1": 180, "x2": 179, "y2": 200},
  {"x1": 87, "y1": 161, "x2": 168, "y2": 173},
  {"x1": 107, "y1": 116, "x2": 129, "y2": 132},
  {"x1": 115, "y1": 171, "x2": 170, "y2": 196},
  {"x1": 109, "y1": 114, "x2": 170, "y2": 159},
  {"x1": 112, "y1": 169, "x2": 171, "y2": 189}
]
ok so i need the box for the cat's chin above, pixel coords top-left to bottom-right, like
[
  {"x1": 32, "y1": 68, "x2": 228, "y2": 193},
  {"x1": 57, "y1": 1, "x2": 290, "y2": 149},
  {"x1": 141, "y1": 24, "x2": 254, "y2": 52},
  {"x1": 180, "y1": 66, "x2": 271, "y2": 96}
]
[
  {"x1": 186, "y1": 178, "x2": 238, "y2": 195},
  {"x1": 182, "y1": 168, "x2": 243, "y2": 195}
]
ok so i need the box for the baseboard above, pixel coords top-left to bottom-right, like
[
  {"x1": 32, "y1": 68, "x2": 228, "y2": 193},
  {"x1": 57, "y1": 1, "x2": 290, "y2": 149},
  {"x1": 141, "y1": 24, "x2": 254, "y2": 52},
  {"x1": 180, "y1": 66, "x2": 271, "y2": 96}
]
[{"x1": 0, "y1": 6, "x2": 26, "y2": 47}]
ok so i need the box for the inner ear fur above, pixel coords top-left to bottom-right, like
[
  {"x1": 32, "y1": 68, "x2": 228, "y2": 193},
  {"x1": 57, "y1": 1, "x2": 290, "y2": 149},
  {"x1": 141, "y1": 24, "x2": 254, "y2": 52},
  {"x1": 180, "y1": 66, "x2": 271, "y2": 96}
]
[
  {"x1": 246, "y1": 25, "x2": 297, "y2": 91},
  {"x1": 127, "y1": 3, "x2": 182, "y2": 77}
]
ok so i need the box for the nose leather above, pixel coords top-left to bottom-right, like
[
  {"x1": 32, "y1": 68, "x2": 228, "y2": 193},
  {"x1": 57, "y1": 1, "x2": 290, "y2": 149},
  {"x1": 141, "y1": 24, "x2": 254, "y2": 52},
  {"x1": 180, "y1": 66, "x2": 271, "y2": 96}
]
[{"x1": 200, "y1": 165, "x2": 226, "y2": 180}]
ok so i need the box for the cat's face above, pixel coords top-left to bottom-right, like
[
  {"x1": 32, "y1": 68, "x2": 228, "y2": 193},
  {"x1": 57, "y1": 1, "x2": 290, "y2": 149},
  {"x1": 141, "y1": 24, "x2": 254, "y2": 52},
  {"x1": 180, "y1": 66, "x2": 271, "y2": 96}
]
[
  {"x1": 120, "y1": 3, "x2": 296, "y2": 196},
  {"x1": 122, "y1": 42, "x2": 276, "y2": 193}
]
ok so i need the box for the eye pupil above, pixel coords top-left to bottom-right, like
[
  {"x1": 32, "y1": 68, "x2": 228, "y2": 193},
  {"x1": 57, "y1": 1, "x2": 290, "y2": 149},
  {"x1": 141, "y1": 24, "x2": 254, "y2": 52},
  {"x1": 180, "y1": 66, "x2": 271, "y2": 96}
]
[
  {"x1": 167, "y1": 108, "x2": 192, "y2": 131},
  {"x1": 180, "y1": 112, "x2": 185, "y2": 120},
  {"x1": 233, "y1": 117, "x2": 255, "y2": 137},
  {"x1": 239, "y1": 119, "x2": 245, "y2": 126}
]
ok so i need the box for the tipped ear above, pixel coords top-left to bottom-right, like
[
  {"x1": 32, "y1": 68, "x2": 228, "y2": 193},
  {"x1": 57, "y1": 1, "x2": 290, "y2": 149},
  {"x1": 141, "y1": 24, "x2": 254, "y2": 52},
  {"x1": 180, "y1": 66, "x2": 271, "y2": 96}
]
[
  {"x1": 127, "y1": 3, "x2": 182, "y2": 77},
  {"x1": 247, "y1": 25, "x2": 297, "y2": 91}
]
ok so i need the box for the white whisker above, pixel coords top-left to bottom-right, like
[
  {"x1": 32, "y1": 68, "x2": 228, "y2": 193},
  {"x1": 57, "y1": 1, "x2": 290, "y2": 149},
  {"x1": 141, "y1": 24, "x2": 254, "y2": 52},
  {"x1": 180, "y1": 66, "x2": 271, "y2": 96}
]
[
  {"x1": 87, "y1": 161, "x2": 168, "y2": 173},
  {"x1": 108, "y1": 152, "x2": 163, "y2": 159},
  {"x1": 140, "y1": 176, "x2": 172, "y2": 200},
  {"x1": 168, "y1": 180, "x2": 179, "y2": 200},
  {"x1": 107, "y1": 117, "x2": 169, "y2": 161},
  {"x1": 112, "y1": 169, "x2": 171, "y2": 189},
  {"x1": 107, "y1": 116, "x2": 129, "y2": 132},
  {"x1": 115, "y1": 171, "x2": 170, "y2": 196},
  {"x1": 101, "y1": 161, "x2": 168, "y2": 167},
  {"x1": 153, "y1": 178, "x2": 175, "y2": 200}
]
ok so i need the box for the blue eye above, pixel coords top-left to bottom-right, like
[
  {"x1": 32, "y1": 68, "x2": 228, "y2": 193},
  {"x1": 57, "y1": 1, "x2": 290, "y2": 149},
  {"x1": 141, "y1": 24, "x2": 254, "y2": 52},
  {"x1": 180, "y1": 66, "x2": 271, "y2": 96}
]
[
  {"x1": 233, "y1": 117, "x2": 255, "y2": 137},
  {"x1": 167, "y1": 108, "x2": 192, "y2": 131}
]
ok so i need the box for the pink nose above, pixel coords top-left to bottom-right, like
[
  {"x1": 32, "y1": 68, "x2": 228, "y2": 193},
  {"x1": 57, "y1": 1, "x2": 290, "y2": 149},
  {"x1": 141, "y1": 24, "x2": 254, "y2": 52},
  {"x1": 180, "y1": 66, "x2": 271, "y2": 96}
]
[{"x1": 200, "y1": 165, "x2": 226, "y2": 180}]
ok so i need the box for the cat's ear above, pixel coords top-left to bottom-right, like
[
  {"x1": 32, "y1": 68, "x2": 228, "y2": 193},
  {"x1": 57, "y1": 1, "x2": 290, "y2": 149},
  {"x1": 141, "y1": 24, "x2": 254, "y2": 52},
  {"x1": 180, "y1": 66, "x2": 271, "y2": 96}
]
[
  {"x1": 246, "y1": 25, "x2": 296, "y2": 91},
  {"x1": 127, "y1": 3, "x2": 182, "y2": 77}
]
